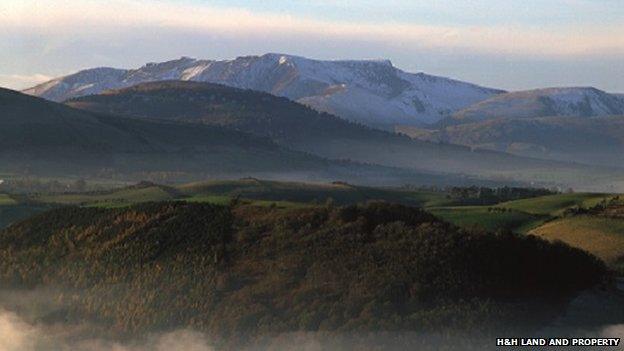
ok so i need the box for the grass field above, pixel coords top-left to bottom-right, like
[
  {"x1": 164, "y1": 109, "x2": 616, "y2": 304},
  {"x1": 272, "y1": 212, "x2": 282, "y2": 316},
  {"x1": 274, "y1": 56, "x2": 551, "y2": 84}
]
[
  {"x1": 429, "y1": 193, "x2": 617, "y2": 234},
  {"x1": 23, "y1": 181, "x2": 618, "y2": 236},
  {"x1": 0, "y1": 194, "x2": 16, "y2": 206},
  {"x1": 495, "y1": 193, "x2": 612, "y2": 216},
  {"x1": 179, "y1": 179, "x2": 452, "y2": 207},
  {"x1": 34, "y1": 186, "x2": 177, "y2": 207},
  {"x1": 8, "y1": 179, "x2": 624, "y2": 274},
  {"x1": 530, "y1": 216, "x2": 624, "y2": 272},
  {"x1": 430, "y1": 206, "x2": 549, "y2": 233},
  {"x1": 33, "y1": 179, "x2": 453, "y2": 209}
]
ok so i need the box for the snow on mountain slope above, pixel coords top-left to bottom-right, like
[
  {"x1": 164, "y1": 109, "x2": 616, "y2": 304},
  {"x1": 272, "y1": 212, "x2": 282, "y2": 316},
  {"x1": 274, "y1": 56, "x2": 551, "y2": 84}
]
[
  {"x1": 452, "y1": 87, "x2": 624, "y2": 122},
  {"x1": 23, "y1": 54, "x2": 504, "y2": 126},
  {"x1": 24, "y1": 68, "x2": 128, "y2": 102}
]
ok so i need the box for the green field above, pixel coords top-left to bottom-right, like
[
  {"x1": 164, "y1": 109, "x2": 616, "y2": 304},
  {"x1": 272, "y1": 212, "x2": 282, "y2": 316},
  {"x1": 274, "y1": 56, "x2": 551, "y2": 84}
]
[
  {"x1": 31, "y1": 179, "x2": 452, "y2": 209},
  {"x1": 531, "y1": 216, "x2": 624, "y2": 272},
  {"x1": 179, "y1": 179, "x2": 451, "y2": 207},
  {"x1": 495, "y1": 193, "x2": 612, "y2": 216},
  {"x1": 5, "y1": 179, "x2": 624, "y2": 274},
  {"x1": 185, "y1": 194, "x2": 310, "y2": 209},
  {"x1": 17, "y1": 182, "x2": 619, "y2": 235},
  {"x1": 0, "y1": 194, "x2": 16, "y2": 206},
  {"x1": 430, "y1": 206, "x2": 549, "y2": 233},
  {"x1": 34, "y1": 186, "x2": 178, "y2": 207},
  {"x1": 428, "y1": 193, "x2": 620, "y2": 237}
]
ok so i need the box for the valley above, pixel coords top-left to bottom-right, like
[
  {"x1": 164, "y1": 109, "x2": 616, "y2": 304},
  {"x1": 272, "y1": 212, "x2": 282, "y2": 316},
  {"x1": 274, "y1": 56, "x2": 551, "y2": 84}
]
[
  {"x1": 2, "y1": 87, "x2": 482, "y2": 187},
  {"x1": 59, "y1": 81, "x2": 624, "y2": 192},
  {"x1": 0, "y1": 185, "x2": 617, "y2": 350},
  {"x1": 2, "y1": 46, "x2": 624, "y2": 350},
  {"x1": 2, "y1": 179, "x2": 623, "y2": 273}
]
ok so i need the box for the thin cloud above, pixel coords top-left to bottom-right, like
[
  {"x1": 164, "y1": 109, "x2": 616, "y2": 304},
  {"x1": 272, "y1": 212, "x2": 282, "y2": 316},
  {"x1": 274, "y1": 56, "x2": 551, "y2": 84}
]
[
  {"x1": 1, "y1": 0, "x2": 623, "y2": 58},
  {"x1": 0, "y1": 74, "x2": 54, "y2": 90}
]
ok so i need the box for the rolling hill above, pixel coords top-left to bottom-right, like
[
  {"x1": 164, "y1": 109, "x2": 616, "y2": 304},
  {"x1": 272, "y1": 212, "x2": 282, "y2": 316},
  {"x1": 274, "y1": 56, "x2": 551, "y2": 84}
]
[
  {"x1": 65, "y1": 81, "x2": 624, "y2": 192},
  {"x1": 427, "y1": 191, "x2": 624, "y2": 275},
  {"x1": 397, "y1": 87, "x2": 624, "y2": 168},
  {"x1": 0, "y1": 179, "x2": 561, "y2": 234},
  {"x1": 24, "y1": 53, "x2": 503, "y2": 127},
  {"x1": 66, "y1": 81, "x2": 375, "y2": 148},
  {"x1": 0, "y1": 87, "x2": 449, "y2": 184},
  {"x1": 7, "y1": 175, "x2": 624, "y2": 274},
  {"x1": 529, "y1": 196, "x2": 624, "y2": 273},
  {"x1": 531, "y1": 215, "x2": 624, "y2": 271},
  {"x1": 428, "y1": 192, "x2": 613, "y2": 234},
  {"x1": 450, "y1": 87, "x2": 624, "y2": 123},
  {"x1": 398, "y1": 115, "x2": 624, "y2": 167},
  {"x1": 24, "y1": 178, "x2": 454, "y2": 210},
  {"x1": 0, "y1": 201, "x2": 607, "y2": 349}
]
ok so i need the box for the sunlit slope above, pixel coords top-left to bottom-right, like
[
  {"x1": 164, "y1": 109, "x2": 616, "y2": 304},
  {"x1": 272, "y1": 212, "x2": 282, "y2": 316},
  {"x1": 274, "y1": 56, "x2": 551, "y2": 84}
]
[
  {"x1": 531, "y1": 216, "x2": 624, "y2": 272},
  {"x1": 430, "y1": 193, "x2": 615, "y2": 233},
  {"x1": 495, "y1": 193, "x2": 612, "y2": 216}
]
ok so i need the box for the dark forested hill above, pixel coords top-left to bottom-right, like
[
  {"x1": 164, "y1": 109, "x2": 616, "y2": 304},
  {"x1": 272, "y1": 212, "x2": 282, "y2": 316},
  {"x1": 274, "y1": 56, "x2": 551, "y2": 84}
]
[
  {"x1": 66, "y1": 81, "x2": 624, "y2": 191},
  {"x1": 0, "y1": 201, "x2": 607, "y2": 349},
  {"x1": 67, "y1": 80, "x2": 364, "y2": 146},
  {"x1": 0, "y1": 87, "x2": 312, "y2": 175},
  {"x1": 0, "y1": 87, "x2": 457, "y2": 185}
]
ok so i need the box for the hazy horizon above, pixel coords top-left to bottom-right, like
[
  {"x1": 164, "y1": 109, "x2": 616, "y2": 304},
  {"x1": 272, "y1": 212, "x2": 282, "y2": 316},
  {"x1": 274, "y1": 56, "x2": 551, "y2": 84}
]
[{"x1": 1, "y1": 0, "x2": 623, "y2": 92}]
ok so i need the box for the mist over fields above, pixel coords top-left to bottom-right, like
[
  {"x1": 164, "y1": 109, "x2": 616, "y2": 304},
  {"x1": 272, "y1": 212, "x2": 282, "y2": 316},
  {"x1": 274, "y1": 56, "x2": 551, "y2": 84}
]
[{"x1": 2, "y1": 2, "x2": 624, "y2": 346}]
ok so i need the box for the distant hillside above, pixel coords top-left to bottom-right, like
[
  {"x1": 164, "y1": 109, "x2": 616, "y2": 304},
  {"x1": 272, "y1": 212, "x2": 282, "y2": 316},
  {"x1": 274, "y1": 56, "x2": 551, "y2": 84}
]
[
  {"x1": 0, "y1": 202, "x2": 607, "y2": 349},
  {"x1": 67, "y1": 81, "x2": 624, "y2": 192},
  {"x1": 24, "y1": 53, "x2": 503, "y2": 127},
  {"x1": 399, "y1": 116, "x2": 624, "y2": 168},
  {"x1": 400, "y1": 87, "x2": 624, "y2": 169},
  {"x1": 26, "y1": 178, "x2": 454, "y2": 210},
  {"x1": 451, "y1": 87, "x2": 624, "y2": 123},
  {"x1": 66, "y1": 81, "x2": 373, "y2": 148},
  {"x1": 0, "y1": 88, "x2": 442, "y2": 184}
]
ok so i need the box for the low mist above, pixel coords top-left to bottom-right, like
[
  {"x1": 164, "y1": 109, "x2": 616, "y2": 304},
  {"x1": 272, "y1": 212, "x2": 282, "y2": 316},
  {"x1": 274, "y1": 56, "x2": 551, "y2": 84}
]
[{"x1": 0, "y1": 308, "x2": 213, "y2": 351}]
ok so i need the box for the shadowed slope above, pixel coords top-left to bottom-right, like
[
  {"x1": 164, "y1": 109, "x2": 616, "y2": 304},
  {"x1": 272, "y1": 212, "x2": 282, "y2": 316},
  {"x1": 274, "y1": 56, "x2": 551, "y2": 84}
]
[{"x1": 67, "y1": 81, "x2": 624, "y2": 191}]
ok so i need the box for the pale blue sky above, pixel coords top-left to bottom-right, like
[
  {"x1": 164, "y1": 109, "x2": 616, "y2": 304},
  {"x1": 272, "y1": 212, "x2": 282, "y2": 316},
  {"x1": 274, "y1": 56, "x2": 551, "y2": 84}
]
[
  {"x1": 192, "y1": 0, "x2": 624, "y2": 27},
  {"x1": 1, "y1": 0, "x2": 622, "y2": 91}
]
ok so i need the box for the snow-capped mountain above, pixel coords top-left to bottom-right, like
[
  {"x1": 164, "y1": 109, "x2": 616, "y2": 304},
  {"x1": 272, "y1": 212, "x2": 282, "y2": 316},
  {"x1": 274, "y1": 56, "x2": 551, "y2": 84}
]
[
  {"x1": 24, "y1": 54, "x2": 504, "y2": 127},
  {"x1": 452, "y1": 87, "x2": 624, "y2": 122}
]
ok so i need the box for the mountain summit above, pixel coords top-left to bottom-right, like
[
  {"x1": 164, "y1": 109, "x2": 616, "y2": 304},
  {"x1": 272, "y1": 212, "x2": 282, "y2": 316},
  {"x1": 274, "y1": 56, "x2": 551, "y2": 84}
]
[{"x1": 24, "y1": 54, "x2": 503, "y2": 127}]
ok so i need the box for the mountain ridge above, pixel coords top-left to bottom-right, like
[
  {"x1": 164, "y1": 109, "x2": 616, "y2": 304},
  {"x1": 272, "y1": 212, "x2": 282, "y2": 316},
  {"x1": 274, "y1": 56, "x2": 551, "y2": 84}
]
[
  {"x1": 400, "y1": 115, "x2": 624, "y2": 169},
  {"x1": 2, "y1": 87, "x2": 459, "y2": 185},
  {"x1": 451, "y1": 87, "x2": 624, "y2": 123},
  {"x1": 65, "y1": 81, "x2": 624, "y2": 192},
  {"x1": 24, "y1": 53, "x2": 504, "y2": 127}
]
